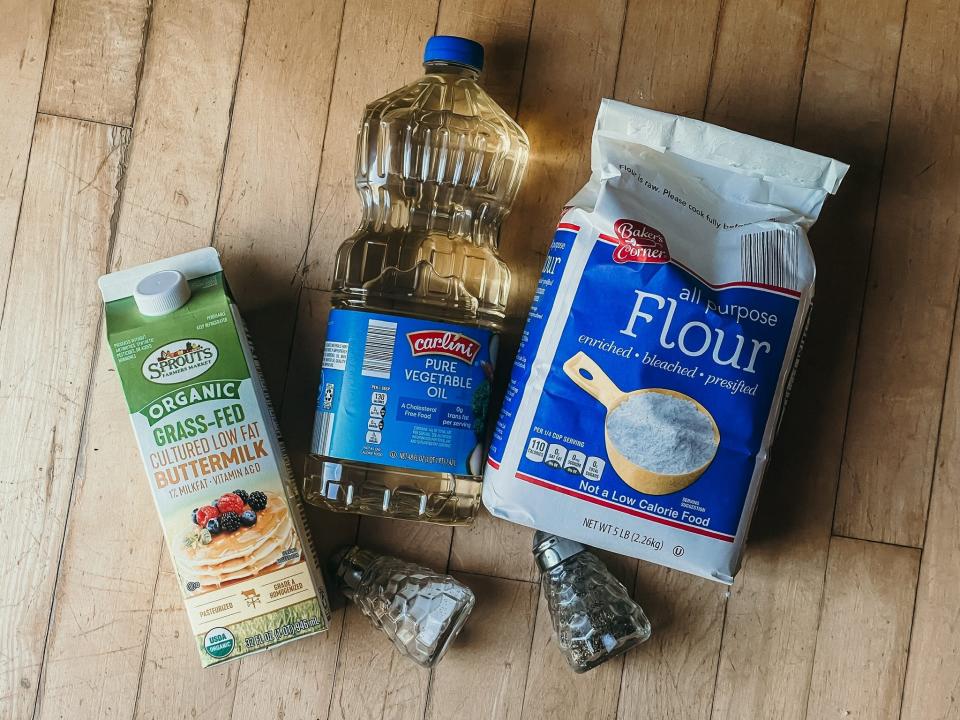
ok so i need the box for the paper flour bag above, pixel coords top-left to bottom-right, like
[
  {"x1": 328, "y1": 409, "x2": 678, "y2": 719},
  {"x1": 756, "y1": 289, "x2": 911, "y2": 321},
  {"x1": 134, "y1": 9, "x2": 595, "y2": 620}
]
[{"x1": 483, "y1": 100, "x2": 847, "y2": 583}]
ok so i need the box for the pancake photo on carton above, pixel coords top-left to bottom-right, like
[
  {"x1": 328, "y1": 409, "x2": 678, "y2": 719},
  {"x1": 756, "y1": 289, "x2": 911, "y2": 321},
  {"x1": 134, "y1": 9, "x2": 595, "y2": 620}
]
[{"x1": 178, "y1": 490, "x2": 303, "y2": 594}]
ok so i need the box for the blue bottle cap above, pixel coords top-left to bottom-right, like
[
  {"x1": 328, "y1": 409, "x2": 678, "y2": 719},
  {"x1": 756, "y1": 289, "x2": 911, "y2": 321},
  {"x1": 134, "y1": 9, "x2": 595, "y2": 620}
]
[{"x1": 423, "y1": 35, "x2": 484, "y2": 72}]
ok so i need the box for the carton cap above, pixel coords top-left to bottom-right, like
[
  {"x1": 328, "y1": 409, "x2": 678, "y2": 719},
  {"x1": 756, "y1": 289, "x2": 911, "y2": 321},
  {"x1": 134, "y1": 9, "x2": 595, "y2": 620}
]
[{"x1": 134, "y1": 269, "x2": 191, "y2": 316}]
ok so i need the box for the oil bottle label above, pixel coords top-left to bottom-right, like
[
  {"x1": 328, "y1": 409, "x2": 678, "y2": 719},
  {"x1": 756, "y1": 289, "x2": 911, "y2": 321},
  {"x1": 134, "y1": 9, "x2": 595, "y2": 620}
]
[{"x1": 313, "y1": 309, "x2": 496, "y2": 475}]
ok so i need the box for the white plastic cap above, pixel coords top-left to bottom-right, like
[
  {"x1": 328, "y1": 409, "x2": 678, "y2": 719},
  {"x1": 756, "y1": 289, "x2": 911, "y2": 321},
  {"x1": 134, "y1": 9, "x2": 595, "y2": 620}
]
[{"x1": 133, "y1": 270, "x2": 191, "y2": 316}]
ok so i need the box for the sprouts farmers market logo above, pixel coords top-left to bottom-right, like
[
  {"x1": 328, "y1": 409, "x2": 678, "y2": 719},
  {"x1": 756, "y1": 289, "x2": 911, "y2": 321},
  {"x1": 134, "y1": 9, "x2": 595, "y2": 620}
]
[
  {"x1": 406, "y1": 330, "x2": 481, "y2": 364},
  {"x1": 142, "y1": 339, "x2": 218, "y2": 384},
  {"x1": 606, "y1": 219, "x2": 670, "y2": 264}
]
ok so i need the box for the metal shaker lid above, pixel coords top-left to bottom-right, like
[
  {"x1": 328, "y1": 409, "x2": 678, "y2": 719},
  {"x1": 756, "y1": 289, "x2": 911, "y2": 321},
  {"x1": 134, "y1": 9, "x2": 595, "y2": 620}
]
[
  {"x1": 532, "y1": 531, "x2": 586, "y2": 572},
  {"x1": 330, "y1": 545, "x2": 379, "y2": 599}
]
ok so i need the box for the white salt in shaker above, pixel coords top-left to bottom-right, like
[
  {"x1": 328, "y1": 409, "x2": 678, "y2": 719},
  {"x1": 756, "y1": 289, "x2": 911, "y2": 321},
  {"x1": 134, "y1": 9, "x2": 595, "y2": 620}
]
[
  {"x1": 330, "y1": 546, "x2": 475, "y2": 667},
  {"x1": 534, "y1": 531, "x2": 651, "y2": 672}
]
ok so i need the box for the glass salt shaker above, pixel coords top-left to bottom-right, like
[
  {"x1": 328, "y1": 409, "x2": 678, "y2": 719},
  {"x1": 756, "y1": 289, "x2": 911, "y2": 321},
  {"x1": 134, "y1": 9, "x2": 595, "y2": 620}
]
[
  {"x1": 534, "y1": 531, "x2": 652, "y2": 673},
  {"x1": 330, "y1": 545, "x2": 475, "y2": 667}
]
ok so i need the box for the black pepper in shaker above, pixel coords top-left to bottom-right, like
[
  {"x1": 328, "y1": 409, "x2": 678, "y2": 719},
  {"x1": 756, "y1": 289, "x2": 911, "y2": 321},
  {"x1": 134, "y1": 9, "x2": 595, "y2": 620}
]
[{"x1": 533, "y1": 531, "x2": 651, "y2": 673}]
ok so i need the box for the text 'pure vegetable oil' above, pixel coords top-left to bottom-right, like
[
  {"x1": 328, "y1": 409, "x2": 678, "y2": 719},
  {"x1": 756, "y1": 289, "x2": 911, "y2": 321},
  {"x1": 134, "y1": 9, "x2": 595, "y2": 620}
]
[{"x1": 303, "y1": 36, "x2": 529, "y2": 524}]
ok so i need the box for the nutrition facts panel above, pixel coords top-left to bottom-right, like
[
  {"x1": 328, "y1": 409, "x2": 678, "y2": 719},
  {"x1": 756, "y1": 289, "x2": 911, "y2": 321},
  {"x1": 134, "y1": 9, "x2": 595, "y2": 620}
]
[
  {"x1": 525, "y1": 436, "x2": 605, "y2": 480},
  {"x1": 366, "y1": 390, "x2": 387, "y2": 444}
]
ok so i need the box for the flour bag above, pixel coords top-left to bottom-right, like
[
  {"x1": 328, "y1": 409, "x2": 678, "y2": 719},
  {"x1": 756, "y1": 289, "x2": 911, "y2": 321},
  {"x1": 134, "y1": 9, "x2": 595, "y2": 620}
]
[{"x1": 483, "y1": 100, "x2": 847, "y2": 583}]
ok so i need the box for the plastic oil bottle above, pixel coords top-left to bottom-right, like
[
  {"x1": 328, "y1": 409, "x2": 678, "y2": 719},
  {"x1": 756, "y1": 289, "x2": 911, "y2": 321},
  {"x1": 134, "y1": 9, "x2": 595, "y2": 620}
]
[{"x1": 303, "y1": 36, "x2": 529, "y2": 524}]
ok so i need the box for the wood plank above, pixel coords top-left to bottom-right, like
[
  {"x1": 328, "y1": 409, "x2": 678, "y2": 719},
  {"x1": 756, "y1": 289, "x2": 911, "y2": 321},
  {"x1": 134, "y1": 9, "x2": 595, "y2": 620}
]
[
  {"x1": 618, "y1": 566, "x2": 725, "y2": 720},
  {"x1": 212, "y1": 0, "x2": 345, "y2": 400},
  {"x1": 38, "y1": 0, "x2": 150, "y2": 126},
  {"x1": 704, "y1": 0, "x2": 813, "y2": 143},
  {"x1": 521, "y1": 550, "x2": 636, "y2": 720},
  {"x1": 232, "y1": 609, "x2": 345, "y2": 720},
  {"x1": 285, "y1": 3, "x2": 442, "y2": 717},
  {"x1": 609, "y1": 5, "x2": 726, "y2": 718},
  {"x1": 328, "y1": 605, "x2": 431, "y2": 720},
  {"x1": 0, "y1": 1, "x2": 54, "y2": 318},
  {"x1": 33, "y1": 2, "x2": 248, "y2": 718},
  {"x1": 359, "y1": 517, "x2": 452, "y2": 571},
  {"x1": 834, "y1": 0, "x2": 960, "y2": 546},
  {"x1": 709, "y1": 0, "x2": 907, "y2": 717},
  {"x1": 426, "y1": 574, "x2": 538, "y2": 720},
  {"x1": 299, "y1": 0, "x2": 440, "y2": 292},
  {"x1": 521, "y1": 568, "x2": 634, "y2": 720},
  {"x1": 435, "y1": 0, "x2": 532, "y2": 116},
  {"x1": 0, "y1": 114, "x2": 127, "y2": 720},
  {"x1": 205, "y1": 6, "x2": 347, "y2": 713},
  {"x1": 452, "y1": 0, "x2": 628, "y2": 590},
  {"x1": 613, "y1": 0, "x2": 721, "y2": 116},
  {"x1": 136, "y1": 547, "x2": 239, "y2": 720},
  {"x1": 900, "y1": 269, "x2": 960, "y2": 720},
  {"x1": 437, "y1": 0, "x2": 538, "y2": 585},
  {"x1": 806, "y1": 537, "x2": 919, "y2": 720}
]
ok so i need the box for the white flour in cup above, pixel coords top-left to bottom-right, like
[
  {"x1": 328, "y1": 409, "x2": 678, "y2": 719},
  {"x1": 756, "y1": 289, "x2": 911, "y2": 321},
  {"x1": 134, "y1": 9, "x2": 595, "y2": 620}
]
[{"x1": 606, "y1": 393, "x2": 716, "y2": 475}]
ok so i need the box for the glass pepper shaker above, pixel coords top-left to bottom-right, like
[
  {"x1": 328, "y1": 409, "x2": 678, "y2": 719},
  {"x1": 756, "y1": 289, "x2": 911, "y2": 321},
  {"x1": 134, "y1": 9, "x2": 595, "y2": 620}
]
[
  {"x1": 330, "y1": 545, "x2": 475, "y2": 667},
  {"x1": 534, "y1": 531, "x2": 652, "y2": 673}
]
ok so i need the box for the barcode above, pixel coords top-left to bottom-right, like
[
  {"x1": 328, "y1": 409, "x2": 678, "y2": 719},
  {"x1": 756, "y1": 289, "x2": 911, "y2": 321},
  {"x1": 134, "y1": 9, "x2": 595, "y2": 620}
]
[
  {"x1": 361, "y1": 319, "x2": 397, "y2": 378},
  {"x1": 740, "y1": 228, "x2": 801, "y2": 291},
  {"x1": 312, "y1": 411, "x2": 334, "y2": 455}
]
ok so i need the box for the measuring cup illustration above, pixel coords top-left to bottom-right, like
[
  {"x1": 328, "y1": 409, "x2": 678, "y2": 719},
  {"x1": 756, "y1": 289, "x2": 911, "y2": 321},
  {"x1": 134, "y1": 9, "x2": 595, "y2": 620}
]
[{"x1": 562, "y1": 351, "x2": 719, "y2": 495}]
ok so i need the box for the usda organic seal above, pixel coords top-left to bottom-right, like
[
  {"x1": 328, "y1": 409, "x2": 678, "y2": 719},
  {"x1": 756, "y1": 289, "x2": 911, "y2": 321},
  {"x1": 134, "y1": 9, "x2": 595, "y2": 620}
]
[{"x1": 203, "y1": 628, "x2": 235, "y2": 659}]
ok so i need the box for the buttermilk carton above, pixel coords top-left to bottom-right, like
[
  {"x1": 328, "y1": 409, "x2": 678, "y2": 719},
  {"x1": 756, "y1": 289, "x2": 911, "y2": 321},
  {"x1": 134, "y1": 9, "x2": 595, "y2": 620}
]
[{"x1": 99, "y1": 248, "x2": 330, "y2": 667}]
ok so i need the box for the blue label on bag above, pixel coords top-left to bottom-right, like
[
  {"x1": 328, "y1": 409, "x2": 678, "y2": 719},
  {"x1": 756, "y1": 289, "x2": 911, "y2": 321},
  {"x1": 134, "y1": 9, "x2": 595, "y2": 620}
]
[
  {"x1": 491, "y1": 223, "x2": 800, "y2": 540},
  {"x1": 312, "y1": 309, "x2": 496, "y2": 475}
]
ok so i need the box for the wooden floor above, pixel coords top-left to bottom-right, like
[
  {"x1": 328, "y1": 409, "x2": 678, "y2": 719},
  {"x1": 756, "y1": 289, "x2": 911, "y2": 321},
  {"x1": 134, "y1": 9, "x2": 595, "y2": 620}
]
[{"x1": 2, "y1": 0, "x2": 959, "y2": 718}]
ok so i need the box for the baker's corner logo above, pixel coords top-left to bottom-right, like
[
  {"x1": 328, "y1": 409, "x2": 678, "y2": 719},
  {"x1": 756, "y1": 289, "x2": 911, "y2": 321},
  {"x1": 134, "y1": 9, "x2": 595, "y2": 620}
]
[
  {"x1": 406, "y1": 330, "x2": 481, "y2": 364},
  {"x1": 142, "y1": 339, "x2": 218, "y2": 384},
  {"x1": 607, "y1": 219, "x2": 670, "y2": 264}
]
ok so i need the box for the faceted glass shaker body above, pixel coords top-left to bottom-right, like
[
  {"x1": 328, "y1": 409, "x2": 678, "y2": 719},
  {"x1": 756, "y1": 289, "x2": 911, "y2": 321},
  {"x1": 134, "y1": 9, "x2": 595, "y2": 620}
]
[
  {"x1": 350, "y1": 554, "x2": 475, "y2": 667},
  {"x1": 541, "y1": 551, "x2": 652, "y2": 672},
  {"x1": 303, "y1": 60, "x2": 529, "y2": 525}
]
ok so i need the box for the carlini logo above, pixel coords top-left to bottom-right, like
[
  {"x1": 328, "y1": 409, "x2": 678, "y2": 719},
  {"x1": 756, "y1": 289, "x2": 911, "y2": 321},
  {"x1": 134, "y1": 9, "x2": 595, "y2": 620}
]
[
  {"x1": 142, "y1": 339, "x2": 218, "y2": 384},
  {"x1": 609, "y1": 219, "x2": 670, "y2": 264},
  {"x1": 406, "y1": 330, "x2": 481, "y2": 364}
]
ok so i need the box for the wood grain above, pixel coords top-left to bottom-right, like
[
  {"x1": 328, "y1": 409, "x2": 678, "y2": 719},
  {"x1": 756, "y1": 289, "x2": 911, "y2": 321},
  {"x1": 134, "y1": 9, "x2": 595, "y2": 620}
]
[
  {"x1": 212, "y1": 0, "x2": 345, "y2": 401},
  {"x1": 34, "y1": 2, "x2": 248, "y2": 718},
  {"x1": 0, "y1": 114, "x2": 127, "y2": 720},
  {"x1": 834, "y1": 0, "x2": 960, "y2": 547},
  {"x1": 618, "y1": 566, "x2": 725, "y2": 720},
  {"x1": 900, "y1": 281, "x2": 960, "y2": 720},
  {"x1": 0, "y1": 0, "x2": 53, "y2": 317},
  {"x1": 122, "y1": 1, "x2": 257, "y2": 716},
  {"x1": 710, "y1": 0, "x2": 907, "y2": 717},
  {"x1": 451, "y1": 0, "x2": 629, "y2": 591},
  {"x1": 288, "y1": 2, "x2": 443, "y2": 716},
  {"x1": 614, "y1": 0, "x2": 721, "y2": 116},
  {"x1": 437, "y1": 0, "x2": 538, "y2": 585},
  {"x1": 3, "y1": 0, "x2": 957, "y2": 717},
  {"x1": 521, "y1": 592, "x2": 623, "y2": 720},
  {"x1": 521, "y1": 551, "x2": 636, "y2": 720},
  {"x1": 300, "y1": 0, "x2": 441, "y2": 292},
  {"x1": 137, "y1": 547, "x2": 238, "y2": 720},
  {"x1": 704, "y1": 0, "x2": 813, "y2": 143},
  {"x1": 38, "y1": 0, "x2": 150, "y2": 126},
  {"x1": 426, "y1": 574, "x2": 538, "y2": 720},
  {"x1": 436, "y1": 0, "x2": 533, "y2": 116},
  {"x1": 609, "y1": 5, "x2": 727, "y2": 717},
  {"x1": 329, "y1": 606, "x2": 432, "y2": 720},
  {"x1": 805, "y1": 537, "x2": 919, "y2": 720}
]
